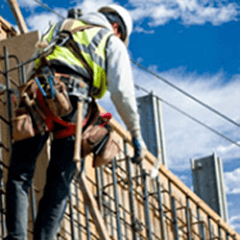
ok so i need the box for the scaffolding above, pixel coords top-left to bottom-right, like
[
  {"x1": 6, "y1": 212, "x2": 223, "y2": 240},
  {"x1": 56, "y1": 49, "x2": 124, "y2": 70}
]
[{"x1": 0, "y1": 41, "x2": 240, "y2": 240}]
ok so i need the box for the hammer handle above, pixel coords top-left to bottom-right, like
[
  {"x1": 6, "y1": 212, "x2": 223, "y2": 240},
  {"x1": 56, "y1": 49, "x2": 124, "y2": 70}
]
[{"x1": 73, "y1": 100, "x2": 83, "y2": 163}]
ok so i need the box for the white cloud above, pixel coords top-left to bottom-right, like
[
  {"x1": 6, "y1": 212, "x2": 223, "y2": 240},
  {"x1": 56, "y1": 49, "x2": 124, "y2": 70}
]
[
  {"x1": 224, "y1": 168, "x2": 240, "y2": 194},
  {"x1": 229, "y1": 215, "x2": 240, "y2": 223},
  {"x1": 134, "y1": 26, "x2": 155, "y2": 34},
  {"x1": 229, "y1": 215, "x2": 240, "y2": 232},
  {"x1": 181, "y1": 3, "x2": 239, "y2": 26},
  {"x1": 26, "y1": 9, "x2": 66, "y2": 33},
  {"x1": 217, "y1": 142, "x2": 240, "y2": 156},
  {"x1": 74, "y1": 0, "x2": 114, "y2": 13},
  {"x1": 129, "y1": 0, "x2": 239, "y2": 27},
  {"x1": 150, "y1": 5, "x2": 178, "y2": 26},
  {"x1": 18, "y1": 0, "x2": 39, "y2": 8},
  {"x1": 178, "y1": 174, "x2": 191, "y2": 186}
]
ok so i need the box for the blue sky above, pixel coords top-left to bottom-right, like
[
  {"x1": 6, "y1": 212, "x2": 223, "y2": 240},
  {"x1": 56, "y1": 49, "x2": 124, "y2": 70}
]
[{"x1": 1, "y1": 0, "x2": 240, "y2": 234}]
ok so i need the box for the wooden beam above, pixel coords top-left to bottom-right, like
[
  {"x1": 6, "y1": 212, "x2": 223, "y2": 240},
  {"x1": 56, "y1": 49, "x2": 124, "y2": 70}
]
[{"x1": 7, "y1": 0, "x2": 28, "y2": 34}]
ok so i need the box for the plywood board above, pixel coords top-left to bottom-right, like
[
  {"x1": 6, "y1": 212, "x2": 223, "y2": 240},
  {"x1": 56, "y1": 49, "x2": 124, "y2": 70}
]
[{"x1": 0, "y1": 30, "x2": 40, "y2": 85}]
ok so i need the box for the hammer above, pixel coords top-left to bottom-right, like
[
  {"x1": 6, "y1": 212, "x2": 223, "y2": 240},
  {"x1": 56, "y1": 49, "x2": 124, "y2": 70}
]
[
  {"x1": 68, "y1": 78, "x2": 88, "y2": 163},
  {"x1": 73, "y1": 96, "x2": 84, "y2": 163}
]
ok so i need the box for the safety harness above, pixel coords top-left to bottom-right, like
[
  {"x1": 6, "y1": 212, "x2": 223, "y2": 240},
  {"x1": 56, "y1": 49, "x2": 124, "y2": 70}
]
[
  {"x1": 30, "y1": 21, "x2": 102, "y2": 138},
  {"x1": 12, "y1": 19, "x2": 119, "y2": 166},
  {"x1": 36, "y1": 18, "x2": 114, "y2": 98}
]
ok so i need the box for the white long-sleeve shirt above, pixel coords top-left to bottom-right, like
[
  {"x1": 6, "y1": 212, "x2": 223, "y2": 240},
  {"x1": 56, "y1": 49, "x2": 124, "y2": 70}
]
[{"x1": 80, "y1": 12, "x2": 141, "y2": 136}]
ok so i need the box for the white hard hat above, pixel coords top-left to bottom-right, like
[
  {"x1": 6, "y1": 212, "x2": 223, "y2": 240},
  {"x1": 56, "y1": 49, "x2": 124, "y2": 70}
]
[{"x1": 98, "y1": 4, "x2": 133, "y2": 46}]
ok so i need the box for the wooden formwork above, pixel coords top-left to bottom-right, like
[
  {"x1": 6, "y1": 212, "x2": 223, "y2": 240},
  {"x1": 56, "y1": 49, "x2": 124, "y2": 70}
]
[
  {"x1": 0, "y1": 17, "x2": 18, "y2": 40},
  {"x1": 0, "y1": 31, "x2": 239, "y2": 240}
]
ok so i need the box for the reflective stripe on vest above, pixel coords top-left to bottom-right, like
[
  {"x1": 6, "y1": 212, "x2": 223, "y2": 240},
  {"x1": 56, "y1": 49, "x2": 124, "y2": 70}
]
[{"x1": 38, "y1": 20, "x2": 113, "y2": 99}]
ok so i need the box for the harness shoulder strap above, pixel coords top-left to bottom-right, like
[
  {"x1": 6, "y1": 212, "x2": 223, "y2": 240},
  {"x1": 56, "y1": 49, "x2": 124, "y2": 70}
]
[
  {"x1": 58, "y1": 19, "x2": 96, "y2": 82},
  {"x1": 60, "y1": 18, "x2": 95, "y2": 34}
]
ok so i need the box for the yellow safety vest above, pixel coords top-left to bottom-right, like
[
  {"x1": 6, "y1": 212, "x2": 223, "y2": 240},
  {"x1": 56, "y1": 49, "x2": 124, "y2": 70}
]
[{"x1": 36, "y1": 19, "x2": 114, "y2": 99}]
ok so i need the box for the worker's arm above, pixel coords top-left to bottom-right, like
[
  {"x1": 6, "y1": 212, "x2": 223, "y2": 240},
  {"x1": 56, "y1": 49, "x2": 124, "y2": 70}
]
[{"x1": 106, "y1": 36, "x2": 146, "y2": 162}]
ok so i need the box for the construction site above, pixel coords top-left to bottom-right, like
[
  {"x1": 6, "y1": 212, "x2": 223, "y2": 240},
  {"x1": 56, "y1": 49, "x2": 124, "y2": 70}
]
[{"x1": 0, "y1": 1, "x2": 240, "y2": 240}]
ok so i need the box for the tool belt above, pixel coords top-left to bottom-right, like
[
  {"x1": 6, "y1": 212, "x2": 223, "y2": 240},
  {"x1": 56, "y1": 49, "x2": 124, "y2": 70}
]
[
  {"x1": 12, "y1": 71, "x2": 119, "y2": 167},
  {"x1": 12, "y1": 71, "x2": 73, "y2": 140}
]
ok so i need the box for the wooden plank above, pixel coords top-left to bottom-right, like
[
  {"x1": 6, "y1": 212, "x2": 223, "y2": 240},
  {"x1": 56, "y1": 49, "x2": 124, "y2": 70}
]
[
  {"x1": 0, "y1": 30, "x2": 40, "y2": 84},
  {"x1": 0, "y1": 16, "x2": 18, "y2": 40},
  {"x1": 77, "y1": 173, "x2": 111, "y2": 240},
  {"x1": 73, "y1": 100, "x2": 111, "y2": 239},
  {"x1": 6, "y1": 0, "x2": 28, "y2": 34}
]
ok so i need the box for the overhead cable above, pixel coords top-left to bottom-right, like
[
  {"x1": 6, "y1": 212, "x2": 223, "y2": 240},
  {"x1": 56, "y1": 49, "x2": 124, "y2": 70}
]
[
  {"x1": 32, "y1": 0, "x2": 64, "y2": 19},
  {"x1": 135, "y1": 83, "x2": 240, "y2": 148},
  {"x1": 131, "y1": 59, "x2": 240, "y2": 128}
]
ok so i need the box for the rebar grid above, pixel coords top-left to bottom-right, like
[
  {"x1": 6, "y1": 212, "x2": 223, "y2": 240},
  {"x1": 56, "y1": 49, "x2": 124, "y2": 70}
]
[{"x1": 0, "y1": 48, "x2": 239, "y2": 240}]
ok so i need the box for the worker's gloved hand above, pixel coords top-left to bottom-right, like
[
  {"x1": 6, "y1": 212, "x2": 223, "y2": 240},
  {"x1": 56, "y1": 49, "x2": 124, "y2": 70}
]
[{"x1": 131, "y1": 133, "x2": 147, "y2": 164}]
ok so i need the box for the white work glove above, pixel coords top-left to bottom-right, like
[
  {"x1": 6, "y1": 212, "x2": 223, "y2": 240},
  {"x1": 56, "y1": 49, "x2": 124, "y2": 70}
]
[{"x1": 131, "y1": 130, "x2": 147, "y2": 164}]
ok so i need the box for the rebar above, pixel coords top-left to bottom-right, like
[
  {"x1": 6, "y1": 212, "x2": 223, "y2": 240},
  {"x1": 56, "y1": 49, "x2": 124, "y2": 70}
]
[
  {"x1": 95, "y1": 167, "x2": 103, "y2": 215},
  {"x1": 208, "y1": 215, "x2": 213, "y2": 239},
  {"x1": 141, "y1": 168, "x2": 152, "y2": 240},
  {"x1": 4, "y1": 47, "x2": 13, "y2": 143},
  {"x1": 124, "y1": 137, "x2": 139, "y2": 240},
  {"x1": 171, "y1": 196, "x2": 179, "y2": 240},
  {"x1": 74, "y1": 180, "x2": 82, "y2": 240},
  {"x1": 112, "y1": 158, "x2": 123, "y2": 240},
  {"x1": 186, "y1": 196, "x2": 192, "y2": 240},
  {"x1": 226, "y1": 231, "x2": 229, "y2": 240},
  {"x1": 218, "y1": 224, "x2": 222, "y2": 238},
  {"x1": 156, "y1": 176, "x2": 166, "y2": 240},
  {"x1": 69, "y1": 190, "x2": 76, "y2": 240},
  {"x1": 84, "y1": 203, "x2": 91, "y2": 240},
  {"x1": 0, "y1": 161, "x2": 5, "y2": 238},
  {"x1": 197, "y1": 205, "x2": 206, "y2": 240}
]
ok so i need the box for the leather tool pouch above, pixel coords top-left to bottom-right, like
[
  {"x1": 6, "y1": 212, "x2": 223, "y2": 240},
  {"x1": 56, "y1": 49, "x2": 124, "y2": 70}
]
[
  {"x1": 81, "y1": 116, "x2": 108, "y2": 157},
  {"x1": 12, "y1": 112, "x2": 35, "y2": 142},
  {"x1": 81, "y1": 102, "x2": 120, "y2": 168},
  {"x1": 92, "y1": 130, "x2": 120, "y2": 168},
  {"x1": 45, "y1": 73, "x2": 72, "y2": 117},
  {"x1": 12, "y1": 80, "x2": 45, "y2": 142}
]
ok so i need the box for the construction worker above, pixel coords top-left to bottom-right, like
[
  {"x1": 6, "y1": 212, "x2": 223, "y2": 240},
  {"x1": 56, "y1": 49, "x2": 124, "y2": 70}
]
[{"x1": 4, "y1": 4, "x2": 146, "y2": 240}]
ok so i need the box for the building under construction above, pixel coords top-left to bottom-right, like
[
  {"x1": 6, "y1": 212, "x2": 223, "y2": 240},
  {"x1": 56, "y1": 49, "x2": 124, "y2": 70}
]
[{"x1": 0, "y1": 11, "x2": 240, "y2": 240}]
